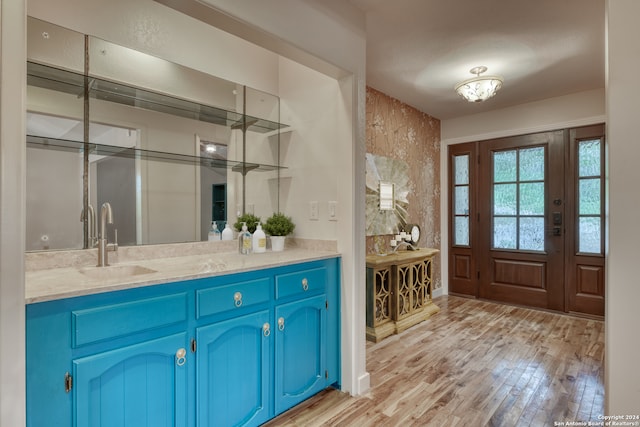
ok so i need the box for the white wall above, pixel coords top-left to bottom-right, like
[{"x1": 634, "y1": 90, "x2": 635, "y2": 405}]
[
  {"x1": 276, "y1": 57, "x2": 341, "y2": 239},
  {"x1": 442, "y1": 88, "x2": 606, "y2": 143},
  {"x1": 605, "y1": 0, "x2": 640, "y2": 414},
  {"x1": 0, "y1": 2, "x2": 26, "y2": 427}
]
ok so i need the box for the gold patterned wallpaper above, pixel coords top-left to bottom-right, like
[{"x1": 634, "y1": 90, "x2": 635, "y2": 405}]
[{"x1": 365, "y1": 86, "x2": 441, "y2": 289}]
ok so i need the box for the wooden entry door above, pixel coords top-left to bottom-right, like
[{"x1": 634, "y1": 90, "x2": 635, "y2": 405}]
[
  {"x1": 478, "y1": 131, "x2": 566, "y2": 311},
  {"x1": 448, "y1": 125, "x2": 605, "y2": 317}
]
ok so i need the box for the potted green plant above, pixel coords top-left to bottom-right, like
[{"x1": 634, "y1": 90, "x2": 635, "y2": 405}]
[
  {"x1": 233, "y1": 213, "x2": 261, "y2": 234},
  {"x1": 263, "y1": 213, "x2": 295, "y2": 251}
]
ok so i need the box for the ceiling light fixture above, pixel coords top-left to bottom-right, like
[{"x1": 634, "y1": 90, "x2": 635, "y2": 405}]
[{"x1": 455, "y1": 66, "x2": 504, "y2": 103}]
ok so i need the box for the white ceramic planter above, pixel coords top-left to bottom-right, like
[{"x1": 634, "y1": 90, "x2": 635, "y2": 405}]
[{"x1": 270, "y1": 236, "x2": 285, "y2": 252}]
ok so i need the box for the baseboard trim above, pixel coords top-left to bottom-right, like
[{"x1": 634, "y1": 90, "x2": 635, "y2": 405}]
[{"x1": 356, "y1": 372, "x2": 370, "y2": 395}]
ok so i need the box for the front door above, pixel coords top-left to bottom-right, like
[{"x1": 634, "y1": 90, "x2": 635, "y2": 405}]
[
  {"x1": 448, "y1": 125, "x2": 605, "y2": 316},
  {"x1": 478, "y1": 131, "x2": 565, "y2": 311}
]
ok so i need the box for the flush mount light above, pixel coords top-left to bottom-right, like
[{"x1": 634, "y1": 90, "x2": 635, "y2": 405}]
[
  {"x1": 455, "y1": 66, "x2": 504, "y2": 103},
  {"x1": 205, "y1": 144, "x2": 217, "y2": 153}
]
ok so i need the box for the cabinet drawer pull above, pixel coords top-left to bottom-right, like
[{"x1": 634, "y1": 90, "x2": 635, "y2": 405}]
[
  {"x1": 263, "y1": 322, "x2": 271, "y2": 337},
  {"x1": 234, "y1": 292, "x2": 243, "y2": 307},
  {"x1": 302, "y1": 278, "x2": 309, "y2": 291},
  {"x1": 278, "y1": 317, "x2": 285, "y2": 331},
  {"x1": 176, "y1": 348, "x2": 187, "y2": 366}
]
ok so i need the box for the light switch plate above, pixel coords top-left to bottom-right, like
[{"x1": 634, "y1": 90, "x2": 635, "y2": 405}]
[
  {"x1": 309, "y1": 201, "x2": 319, "y2": 220},
  {"x1": 328, "y1": 201, "x2": 337, "y2": 221}
]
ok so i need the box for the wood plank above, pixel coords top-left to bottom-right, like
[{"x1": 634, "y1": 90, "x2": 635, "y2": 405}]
[{"x1": 263, "y1": 296, "x2": 604, "y2": 427}]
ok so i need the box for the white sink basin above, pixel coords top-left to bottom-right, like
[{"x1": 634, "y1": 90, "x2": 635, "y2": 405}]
[{"x1": 78, "y1": 265, "x2": 157, "y2": 281}]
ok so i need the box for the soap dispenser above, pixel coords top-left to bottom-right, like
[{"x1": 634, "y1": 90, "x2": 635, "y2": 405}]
[
  {"x1": 208, "y1": 221, "x2": 221, "y2": 241},
  {"x1": 252, "y1": 222, "x2": 266, "y2": 253},
  {"x1": 238, "y1": 222, "x2": 252, "y2": 255},
  {"x1": 221, "y1": 223, "x2": 233, "y2": 240}
]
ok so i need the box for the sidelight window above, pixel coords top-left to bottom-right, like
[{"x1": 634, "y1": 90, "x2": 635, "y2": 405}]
[
  {"x1": 453, "y1": 154, "x2": 470, "y2": 246},
  {"x1": 577, "y1": 139, "x2": 603, "y2": 254}
]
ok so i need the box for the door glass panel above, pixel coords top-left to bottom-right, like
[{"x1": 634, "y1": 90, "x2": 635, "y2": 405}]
[
  {"x1": 519, "y1": 182, "x2": 544, "y2": 215},
  {"x1": 494, "y1": 150, "x2": 517, "y2": 182},
  {"x1": 453, "y1": 154, "x2": 470, "y2": 247},
  {"x1": 579, "y1": 217, "x2": 601, "y2": 253},
  {"x1": 454, "y1": 154, "x2": 469, "y2": 185},
  {"x1": 492, "y1": 146, "x2": 545, "y2": 251},
  {"x1": 454, "y1": 186, "x2": 469, "y2": 215},
  {"x1": 579, "y1": 140, "x2": 601, "y2": 177},
  {"x1": 577, "y1": 138, "x2": 603, "y2": 254},
  {"x1": 494, "y1": 184, "x2": 517, "y2": 215},
  {"x1": 519, "y1": 217, "x2": 545, "y2": 251},
  {"x1": 455, "y1": 216, "x2": 469, "y2": 246},
  {"x1": 493, "y1": 217, "x2": 517, "y2": 249},
  {"x1": 579, "y1": 179, "x2": 601, "y2": 215},
  {"x1": 519, "y1": 147, "x2": 545, "y2": 181}
]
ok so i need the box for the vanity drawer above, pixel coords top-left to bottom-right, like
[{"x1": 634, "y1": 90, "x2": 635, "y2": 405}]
[
  {"x1": 275, "y1": 267, "x2": 326, "y2": 300},
  {"x1": 72, "y1": 293, "x2": 189, "y2": 348},
  {"x1": 196, "y1": 277, "x2": 270, "y2": 318}
]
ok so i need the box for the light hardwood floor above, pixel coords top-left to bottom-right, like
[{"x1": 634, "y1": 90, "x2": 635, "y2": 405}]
[{"x1": 264, "y1": 295, "x2": 604, "y2": 427}]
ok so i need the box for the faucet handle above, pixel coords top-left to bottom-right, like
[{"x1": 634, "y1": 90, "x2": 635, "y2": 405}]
[{"x1": 108, "y1": 228, "x2": 119, "y2": 252}]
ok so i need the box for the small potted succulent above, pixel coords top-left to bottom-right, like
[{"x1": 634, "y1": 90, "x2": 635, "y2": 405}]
[
  {"x1": 233, "y1": 213, "x2": 261, "y2": 234},
  {"x1": 263, "y1": 212, "x2": 295, "y2": 251}
]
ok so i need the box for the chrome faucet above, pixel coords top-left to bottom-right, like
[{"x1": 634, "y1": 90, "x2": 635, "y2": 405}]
[
  {"x1": 80, "y1": 204, "x2": 98, "y2": 247},
  {"x1": 97, "y1": 202, "x2": 118, "y2": 266}
]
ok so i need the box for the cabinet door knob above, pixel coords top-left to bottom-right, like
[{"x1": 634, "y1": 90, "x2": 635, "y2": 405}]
[
  {"x1": 263, "y1": 322, "x2": 271, "y2": 337},
  {"x1": 302, "y1": 278, "x2": 309, "y2": 291},
  {"x1": 234, "y1": 291, "x2": 243, "y2": 307},
  {"x1": 175, "y1": 348, "x2": 186, "y2": 366},
  {"x1": 278, "y1": 317, "x2": 285, "y2": 331}
]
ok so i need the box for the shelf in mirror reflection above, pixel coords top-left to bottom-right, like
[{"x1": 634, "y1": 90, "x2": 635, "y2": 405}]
[
  {"x1": 27, "y1": 62, "x2": 289, "y2": 134},
  {"x1": 27, "y1": 135, "x2": 285, "y2": 173}
]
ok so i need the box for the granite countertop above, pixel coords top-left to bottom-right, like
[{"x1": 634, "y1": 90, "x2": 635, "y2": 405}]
[{"x1": 26, "y1": 242, "x2": 339, "y2": 304}]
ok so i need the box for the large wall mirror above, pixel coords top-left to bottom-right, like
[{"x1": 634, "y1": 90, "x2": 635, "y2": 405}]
[{"x1": 26, "y1": 17, "x2": 286, "y2": 251}]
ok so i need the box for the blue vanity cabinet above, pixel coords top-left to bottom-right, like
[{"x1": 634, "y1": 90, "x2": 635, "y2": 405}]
[
  {"x1": 73, "y1": 332, "x2": 189, "y2": 427},
  {"x1": 274, "y1": 294, "x2": 327, "y2": 415},
  {"x1": 26, "y1": 256, "x2": 341, "y2": 427},
  {"x1": 26, "y1": 286, "x2": 192, "y2": 427},
  {"x1": 195, "y1": 311, "x2": 272, "y2": 427},
  {"x1": 273, "y1": 261, "x2": 341, "y2": 414}
]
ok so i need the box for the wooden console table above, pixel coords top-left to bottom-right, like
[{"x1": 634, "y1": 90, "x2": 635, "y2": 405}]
[{"x1": 366, "y1": 248, "x2": 439, "y2": 342}]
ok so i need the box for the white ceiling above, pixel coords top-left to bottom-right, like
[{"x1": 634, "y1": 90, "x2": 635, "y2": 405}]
[{"x1": 347, "y1": 0, "x2": 605, "y2": 120}]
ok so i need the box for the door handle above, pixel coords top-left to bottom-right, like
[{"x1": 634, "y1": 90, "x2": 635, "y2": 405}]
[{"x1": 175, "y1": 348, "x2": 186, "y2": 366}]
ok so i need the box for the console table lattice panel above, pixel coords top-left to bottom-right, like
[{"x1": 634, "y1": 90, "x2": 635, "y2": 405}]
[{"x1": 366, "y1": 249, "x2": 440, "y2": 342}]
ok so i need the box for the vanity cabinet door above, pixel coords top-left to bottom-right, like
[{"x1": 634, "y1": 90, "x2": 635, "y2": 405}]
[
  {"x1": 72, "y1": 332, "x2": 189, "y2": 427},
  {"x1": 196, "y1": 310, "x2": 271, "y2": 427},
  {"x1": 274, "y1": 294, "x2": 327, "y2": 415}
]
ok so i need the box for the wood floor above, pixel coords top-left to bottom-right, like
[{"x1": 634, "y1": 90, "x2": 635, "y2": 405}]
[{"x1": 264, "y1": 295, "x2": 604, "y2": 427}]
